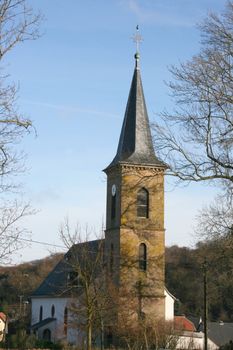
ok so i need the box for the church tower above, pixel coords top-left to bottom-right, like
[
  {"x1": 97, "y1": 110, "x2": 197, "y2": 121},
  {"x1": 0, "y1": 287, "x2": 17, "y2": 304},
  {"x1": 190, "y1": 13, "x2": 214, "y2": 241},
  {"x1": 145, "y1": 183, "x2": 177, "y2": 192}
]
[{"x1": 104, "y1": 48, "x2": 167, "y2": 322}]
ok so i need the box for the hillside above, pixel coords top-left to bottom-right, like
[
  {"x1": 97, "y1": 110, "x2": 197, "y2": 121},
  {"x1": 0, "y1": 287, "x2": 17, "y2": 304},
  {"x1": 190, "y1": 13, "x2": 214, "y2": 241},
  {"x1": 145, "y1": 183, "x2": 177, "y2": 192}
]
[
  {"x1": 0, "y1": 253, "x2": 63, "y2": 318},
  {"x1": 0, "y1": 239, "x2": 232, "y2": 322},
  {"x1": 166, "y1": 239, "x2": 233, "y2": 321}
]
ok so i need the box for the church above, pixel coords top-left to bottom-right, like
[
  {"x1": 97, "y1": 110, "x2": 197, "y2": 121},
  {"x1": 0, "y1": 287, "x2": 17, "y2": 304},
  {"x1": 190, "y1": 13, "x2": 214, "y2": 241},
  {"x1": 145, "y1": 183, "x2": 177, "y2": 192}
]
[{"x1": 30, "y1": 48, "x2": 176, "y2": 347}]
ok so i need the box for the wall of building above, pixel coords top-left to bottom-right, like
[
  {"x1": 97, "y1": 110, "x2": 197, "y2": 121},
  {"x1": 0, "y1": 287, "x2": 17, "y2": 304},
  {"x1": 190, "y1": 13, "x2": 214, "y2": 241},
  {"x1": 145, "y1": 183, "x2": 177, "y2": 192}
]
[
  {"x1": 176, "y1": 332, "x2": 218, "y2": 350},
  {"x1": 165, "y1": 289, "x2": 174, "y2": 321},
  {"x1": 31, "y1": 297, "x2": 79, "y2": 344},
  {"x1": 0, "y1": 317, "x2": 6, "y2": 342}
]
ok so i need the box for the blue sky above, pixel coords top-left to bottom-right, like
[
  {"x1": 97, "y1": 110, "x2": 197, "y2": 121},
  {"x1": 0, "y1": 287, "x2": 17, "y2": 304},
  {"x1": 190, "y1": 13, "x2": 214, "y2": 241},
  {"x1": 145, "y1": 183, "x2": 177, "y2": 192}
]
[{"x1": 6, "y1": 0, "x2": 225, "y2": 263}]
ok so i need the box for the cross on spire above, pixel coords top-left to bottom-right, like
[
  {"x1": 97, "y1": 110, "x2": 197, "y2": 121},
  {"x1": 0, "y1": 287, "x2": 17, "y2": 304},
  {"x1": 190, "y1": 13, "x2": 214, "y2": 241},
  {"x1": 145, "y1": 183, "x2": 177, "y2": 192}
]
[{"x1": 132, "y1": 25, "x2": 143, "y2": 53}]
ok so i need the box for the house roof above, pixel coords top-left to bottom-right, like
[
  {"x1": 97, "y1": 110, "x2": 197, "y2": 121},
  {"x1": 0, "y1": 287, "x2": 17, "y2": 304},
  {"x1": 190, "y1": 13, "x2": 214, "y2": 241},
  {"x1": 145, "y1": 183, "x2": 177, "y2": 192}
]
[
  {"x1": 0, "y1": 312, "x2": 6, "y2": 322},
  {"x1": 104, "y1": 53, "x2": 166, "y2": 171},
  {"x1": 31, "y1": 239, "x2": 103, "y2": 298},
  {"x1": 208, "y1": 321, "x2": 233, "y2": 347},
  {"x1": 31, "y1": 317, "x2": 56, "y2": 330},
  {"x1": 164, "y1": 287, "x2": 177, "y2": 300},
  {"x1": 174, "y1": 316, "x2": 196, "y2": 332},
  {"x1": 186, "y1": 316, "x2": 233, "y2": 347},
  {"x1": 187, "y1": 316, "x2": 203, "y2": 331}
]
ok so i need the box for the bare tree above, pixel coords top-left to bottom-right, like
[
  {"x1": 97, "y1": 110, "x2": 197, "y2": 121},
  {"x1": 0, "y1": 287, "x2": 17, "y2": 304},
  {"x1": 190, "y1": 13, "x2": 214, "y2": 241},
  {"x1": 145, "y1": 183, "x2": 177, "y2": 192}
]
[
  {"x1": 0, "y1": 201, "x2": 33, "y2": 263},
  {"x1": 60, "y1": 220, "x2": 116, "y2": 350},
  {"x1": 116, "y1": 318, "x2": 179, "y2": 350},
  {"x1": 0, "y1": 0, "x2": 42, "y2": 263},
  {"x1": 152, "y1": 1, "x2": 233, "y2": 239},
  {"x1": 196, "y1": 193, "x2": 233, "y2": 240}
]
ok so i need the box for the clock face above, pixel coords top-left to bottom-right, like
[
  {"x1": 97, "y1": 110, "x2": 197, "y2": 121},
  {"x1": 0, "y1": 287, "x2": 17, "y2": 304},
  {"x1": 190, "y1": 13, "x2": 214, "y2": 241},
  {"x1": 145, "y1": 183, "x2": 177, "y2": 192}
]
[{"x1": 111, "y1": 184, "x2": 116, "y2": 196}]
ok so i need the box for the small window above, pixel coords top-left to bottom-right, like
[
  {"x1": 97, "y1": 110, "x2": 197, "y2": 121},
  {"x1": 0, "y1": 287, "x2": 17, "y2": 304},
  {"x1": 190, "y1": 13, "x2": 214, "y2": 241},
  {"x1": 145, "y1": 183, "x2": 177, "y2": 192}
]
[
  {"x1": 139, "y1": 243, "x2": 147, "y2": 271},
  {"x1": 137, "y1": 188, "x2": 149, "y2": 218},
  {"x1": 39, "y1": 305, "x2": 43, "y2": 321},
  {"x1": 51, "y1": 305, "x2": 55, "y2": 317},
  {"x1": 67, "y1": 271, "x2": 79, "y2": 286},
  {"x1": 111, "y1": 195, "x2": 116, "y2": 219},
  {"x1": 64, "y1": 307, "x2": 68, "y2": 336}
]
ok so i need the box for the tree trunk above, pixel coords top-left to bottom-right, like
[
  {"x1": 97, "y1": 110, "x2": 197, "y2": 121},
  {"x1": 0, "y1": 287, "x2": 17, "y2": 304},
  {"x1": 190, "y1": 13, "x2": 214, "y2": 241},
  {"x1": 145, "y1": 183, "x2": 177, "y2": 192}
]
[
  {"x1": 87, "y1": 320, "x2": 92, "y2": 350},
  {"x1": 144, "y1": 329, "x2": 149, "y2": 350}
]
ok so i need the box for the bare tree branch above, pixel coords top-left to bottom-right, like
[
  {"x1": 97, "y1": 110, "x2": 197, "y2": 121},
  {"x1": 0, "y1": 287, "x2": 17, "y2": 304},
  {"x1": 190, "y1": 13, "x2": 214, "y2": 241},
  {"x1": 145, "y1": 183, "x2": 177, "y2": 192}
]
[
  {"x1": 0, "y1": 200, "x2": 34, "y2": 264},
  {"x1": 152, "y1": 2, "x2": 233, "y2": 239},
  {"x1": 0, "y1": 0, "x2": 42, "y2": 263}
]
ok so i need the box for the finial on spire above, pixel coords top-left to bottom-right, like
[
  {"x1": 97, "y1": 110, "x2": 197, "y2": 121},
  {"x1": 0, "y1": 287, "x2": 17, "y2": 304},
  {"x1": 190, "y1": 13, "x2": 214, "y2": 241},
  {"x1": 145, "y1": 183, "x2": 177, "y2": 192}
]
[{"x1": 132, "y1": 25, "x2": 143, "y2": 69}]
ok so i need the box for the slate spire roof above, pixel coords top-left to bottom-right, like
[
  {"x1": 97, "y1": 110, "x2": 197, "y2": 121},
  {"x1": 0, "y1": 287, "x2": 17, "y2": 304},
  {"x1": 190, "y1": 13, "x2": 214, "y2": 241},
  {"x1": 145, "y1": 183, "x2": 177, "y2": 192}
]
[{"x1": 105, "y1": 52, "x2": 166, "y2": 170}]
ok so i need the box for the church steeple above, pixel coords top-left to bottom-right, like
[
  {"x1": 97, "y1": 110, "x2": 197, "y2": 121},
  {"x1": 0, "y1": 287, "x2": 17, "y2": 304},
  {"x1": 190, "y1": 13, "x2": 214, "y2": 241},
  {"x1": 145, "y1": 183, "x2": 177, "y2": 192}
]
[
  {"x1": 104, "y1": 39, "x2": 166, "y2": 325},
  {"x1": 106, "y1": 53, "x2": 166, "y2": 170}
]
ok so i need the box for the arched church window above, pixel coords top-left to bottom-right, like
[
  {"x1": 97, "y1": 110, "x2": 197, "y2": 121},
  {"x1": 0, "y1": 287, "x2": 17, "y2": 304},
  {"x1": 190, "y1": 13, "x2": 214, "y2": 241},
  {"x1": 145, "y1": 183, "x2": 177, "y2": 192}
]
[
  {"x1": 51, "y1": 304, "x2": 55, "y2": 317},
  {"x1": 64, "y1": 307, "x2": 68, "y2": 336},
  {"x1": 39, "y1": 305, "x2": 43, "y2": 321},
  {"x1": 137, "y1": 188, "x2": 149, "y2": 218},
  {"x1": 139, "y1": 243, "x2": 147, "y2": 271}
]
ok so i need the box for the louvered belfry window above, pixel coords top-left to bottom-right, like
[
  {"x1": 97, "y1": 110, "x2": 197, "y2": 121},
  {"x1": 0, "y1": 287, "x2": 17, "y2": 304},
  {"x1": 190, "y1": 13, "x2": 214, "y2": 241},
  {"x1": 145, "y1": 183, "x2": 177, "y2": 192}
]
[{"x1": 137, "y1": 188, "x2": 149, "y2": 218}]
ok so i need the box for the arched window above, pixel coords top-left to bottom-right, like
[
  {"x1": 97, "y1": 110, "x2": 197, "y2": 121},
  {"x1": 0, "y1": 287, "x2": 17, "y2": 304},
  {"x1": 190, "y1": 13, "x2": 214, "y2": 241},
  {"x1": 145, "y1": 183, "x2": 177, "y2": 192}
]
[
  {"x1": 137, "y1": 188, "x2": 149, "y2": 218},
  {"x1": 111, "y1": 194, "x2": 116, "y2": 219},
  {"x1": 39, "y1": 305, "x2": 43, "y2": 321},
  {"x1": 64, "y1": 307, "x2": 68, "y2": 336},
  {"x1": 139, "y1": 243, "x2": 147, "y2": 271},
  {"x1": 43, "y1": 328, "x2": 51, "y2": 341},
  {"x1": 51, "y1": 304, "x2": 55, "y2": 317}
]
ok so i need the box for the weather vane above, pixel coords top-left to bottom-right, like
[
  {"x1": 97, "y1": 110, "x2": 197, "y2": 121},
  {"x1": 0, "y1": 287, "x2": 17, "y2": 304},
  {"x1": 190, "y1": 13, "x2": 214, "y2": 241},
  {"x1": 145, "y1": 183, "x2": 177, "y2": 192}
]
[{"x1": 132, "y1": 25, "x2": 143, "y2": 53}]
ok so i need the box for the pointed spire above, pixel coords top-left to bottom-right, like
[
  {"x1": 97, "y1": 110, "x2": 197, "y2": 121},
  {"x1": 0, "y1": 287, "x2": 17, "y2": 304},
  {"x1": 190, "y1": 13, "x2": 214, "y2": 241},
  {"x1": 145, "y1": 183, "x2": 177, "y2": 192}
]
[{"x1": 105, "y1": 52, "x2": 166, "y2": 171}]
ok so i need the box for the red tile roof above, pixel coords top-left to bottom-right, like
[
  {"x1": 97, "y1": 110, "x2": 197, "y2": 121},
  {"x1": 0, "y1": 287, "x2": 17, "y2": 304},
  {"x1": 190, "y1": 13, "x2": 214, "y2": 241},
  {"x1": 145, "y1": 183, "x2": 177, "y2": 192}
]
[
  {"x1": 174, "y1": 316, "x2": 196, "y2": 331},
  {"x1": 0, "y1": 312, "x2": 6, "y2": 322}
]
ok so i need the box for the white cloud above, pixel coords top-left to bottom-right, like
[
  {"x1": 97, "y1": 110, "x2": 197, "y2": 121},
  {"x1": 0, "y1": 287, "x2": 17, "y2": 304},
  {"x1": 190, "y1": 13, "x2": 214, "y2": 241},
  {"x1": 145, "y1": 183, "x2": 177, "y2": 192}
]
[{"x1": 126, "y1": 0, "x2": 195, "y2": 27}]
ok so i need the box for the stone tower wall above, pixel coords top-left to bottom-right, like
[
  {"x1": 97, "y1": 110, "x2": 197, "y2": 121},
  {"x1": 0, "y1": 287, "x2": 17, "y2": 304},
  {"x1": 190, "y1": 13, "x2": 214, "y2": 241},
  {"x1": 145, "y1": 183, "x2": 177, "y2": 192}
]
[{"x1": 105, "y1": 164, "x2": 165, "y2": 321}]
